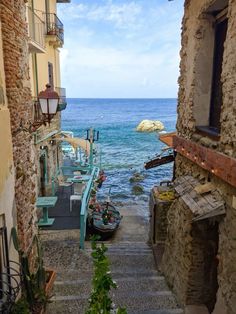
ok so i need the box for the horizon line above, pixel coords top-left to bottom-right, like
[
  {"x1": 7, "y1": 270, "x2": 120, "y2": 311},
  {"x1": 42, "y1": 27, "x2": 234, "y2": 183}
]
[{"x1": 66, "y1": 97, "x2": 178, "y2": 100}]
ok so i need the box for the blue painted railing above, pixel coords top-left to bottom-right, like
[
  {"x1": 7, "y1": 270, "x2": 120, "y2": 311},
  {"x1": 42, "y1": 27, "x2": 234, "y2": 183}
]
[
  {"x1": 51, "y1": 168, "x2": 61, "y2": 195},
  {"x1": 51, "y1": 165, "x2": 91, "y2": 195},
  {"x1": 80, "y1": 166, "x2": 99, "y2": 249}
]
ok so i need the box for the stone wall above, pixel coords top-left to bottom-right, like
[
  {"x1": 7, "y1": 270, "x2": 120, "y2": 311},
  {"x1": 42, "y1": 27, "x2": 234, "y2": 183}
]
[
  {"x1": 0, "y1": 20, "x2": 19, "y2": 267},
  {"x1": 161, "y1": 198, "x2": 193, "y2": 305},
  {"x1": 0, "y1": 1, "x2": 38, "y2": 253},
  {"x1": 163, "y1": 0, "x2": 236, "y2": 313}
]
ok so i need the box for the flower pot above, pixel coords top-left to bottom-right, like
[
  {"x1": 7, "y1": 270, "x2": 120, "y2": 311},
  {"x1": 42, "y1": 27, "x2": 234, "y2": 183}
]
[{"x1": 45, "y1": 269, "x2": 56, "y2": 296}]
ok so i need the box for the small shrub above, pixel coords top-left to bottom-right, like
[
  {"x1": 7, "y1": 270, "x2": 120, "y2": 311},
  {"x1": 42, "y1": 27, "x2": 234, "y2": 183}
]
[{"x1": 86, "y1": 236, "x2": 127, "y2": 314}]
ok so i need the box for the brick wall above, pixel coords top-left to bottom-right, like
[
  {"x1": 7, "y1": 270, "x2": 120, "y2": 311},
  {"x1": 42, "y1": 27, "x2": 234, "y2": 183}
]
[{"x1": 0, "y1": 1, "x2": 38, "y2": 252}]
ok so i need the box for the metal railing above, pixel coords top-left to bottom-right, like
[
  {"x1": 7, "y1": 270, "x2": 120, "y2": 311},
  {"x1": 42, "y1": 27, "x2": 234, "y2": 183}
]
[
  {"x1": 80, "y1": 166, "x2": 99, "y2": 249},
  {"x1": 55, "y1": 87, "x2": 66, "y2": 105},
  {"x1": 28, "y1": 7, "x2": 45, "y2": 49},
  {"x1": 45, "y1": 13, "x2": 64, "y2": 44}
]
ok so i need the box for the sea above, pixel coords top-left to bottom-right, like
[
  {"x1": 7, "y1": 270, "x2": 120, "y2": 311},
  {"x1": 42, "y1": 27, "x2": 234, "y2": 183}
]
[{"x1": 62, "y1": 98, "x2": 177, "y2": 217}]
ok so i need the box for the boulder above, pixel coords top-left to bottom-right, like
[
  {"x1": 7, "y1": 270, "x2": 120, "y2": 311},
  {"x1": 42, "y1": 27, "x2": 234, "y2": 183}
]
[
  {"x1": 136, "y1": 119, "x2": 164, "y2": 132},
  {"x1": 129, "y1": 173, "x2": 145, "y2": 183},
  {"x1": 132, "y1": 184, "x2": 144, "y2": 195}
]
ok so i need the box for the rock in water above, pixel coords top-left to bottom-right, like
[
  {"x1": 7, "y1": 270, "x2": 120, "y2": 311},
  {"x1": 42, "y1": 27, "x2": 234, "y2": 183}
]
[
  {"x1": 129, "y1": 173, "x2": 145, "y2": 183},
  {"x1": 132, "y1": 185, "x2": 144, "y2": 195},
  {"x1": 136, "y1": 119, "x2": 164, "y2": 132}
]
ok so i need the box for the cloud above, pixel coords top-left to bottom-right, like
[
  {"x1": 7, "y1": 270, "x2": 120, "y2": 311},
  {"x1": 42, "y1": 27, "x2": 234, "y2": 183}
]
[
  {"x1": 58, "y1": 1, "x2": 142, "y2": 30},
  {"x1": 60, "y1": 43, "x2": 180, "y2": 98},
  {"x1": 58, "y1": 0, "x2": 184, "y2": 98}
]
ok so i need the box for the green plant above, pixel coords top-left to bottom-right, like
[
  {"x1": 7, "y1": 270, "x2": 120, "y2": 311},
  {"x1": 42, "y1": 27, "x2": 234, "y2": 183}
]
[
  {"x1": 86, "y1": 236, "x2": 127, "y2": 314},
  {"x1": 11, "y1": 227, "x2": 49, "y2": 312},
  {"x1": 10, "y1": 298, "x2": 30, "y2": 314}
]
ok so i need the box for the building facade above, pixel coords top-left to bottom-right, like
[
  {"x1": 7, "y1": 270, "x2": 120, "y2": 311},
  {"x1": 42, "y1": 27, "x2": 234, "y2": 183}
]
[
  {"x1": 27, "y1": 0, "x2": 68, "y2": 196},
  {"x1": 0, "y1": 0, "x2": 69, "y2": 307},
  {"x1": 161, "y1": 1, "x2": 236, "y2": 313}
]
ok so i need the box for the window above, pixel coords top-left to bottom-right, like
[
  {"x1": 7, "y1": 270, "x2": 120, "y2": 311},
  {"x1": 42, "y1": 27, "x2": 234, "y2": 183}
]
[
  {"x1": 209, "y1": 10, "x2": 228, "y2": 133},
  {"x1": 194, "y1": 3, "x2": 228, "y2": 138},
  {"x1": 48, "y1": 62, "x2": 54, "y2": 88}
]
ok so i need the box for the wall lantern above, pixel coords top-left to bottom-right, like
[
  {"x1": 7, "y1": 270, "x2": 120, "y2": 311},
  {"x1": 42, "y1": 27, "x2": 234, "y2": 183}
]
[
  {"x1": 38, "y1": 84, "x2": 59, "y2": 124},
  {"x1": 40, "y1": 145, "x2": 47, "y2": 150},
  {"x1": 13, "y1": 84, "x2": 60, "y2": 135},
  {"x1": 49, "y1": 139, "x2": 56, "y2": 145}
]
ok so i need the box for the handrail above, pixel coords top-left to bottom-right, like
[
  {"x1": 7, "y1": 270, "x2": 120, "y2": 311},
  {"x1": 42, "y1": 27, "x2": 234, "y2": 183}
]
[
  {"x1": 45, "y1": 13, "x2": 64, "y2": 44},
  {"x1": 80, "y1": 166, "x2": 99, "y2": 249},
  {"x1": 28, "y1": 7, "x2": 45, "y2": 49},
  {"x1": 60, "y1": 165, "x2": 90, "y2": 172},
  {"x1": 55, "y1": 87, "x2": 67, "y2": 107},
  {"x1": 51, "y1": 168, "x2": 61, "y2": 195}
]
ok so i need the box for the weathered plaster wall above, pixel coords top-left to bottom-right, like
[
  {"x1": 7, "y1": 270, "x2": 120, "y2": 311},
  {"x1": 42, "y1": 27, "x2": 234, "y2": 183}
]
[
  {"x1": 0, "y1": 1, "x2": 38, "y2": 253},
  {"x1": 163, "y1": 0, "x2": 236, "y2": 313}
]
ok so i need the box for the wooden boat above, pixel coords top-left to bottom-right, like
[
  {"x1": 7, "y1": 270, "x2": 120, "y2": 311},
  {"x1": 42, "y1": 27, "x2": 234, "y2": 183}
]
[
  {"x1": 144, "y1": 148, "x2": 175, "y2": 170},
  {"x1": 87, "y1": 203, "x2": 122, "y2": 240}
]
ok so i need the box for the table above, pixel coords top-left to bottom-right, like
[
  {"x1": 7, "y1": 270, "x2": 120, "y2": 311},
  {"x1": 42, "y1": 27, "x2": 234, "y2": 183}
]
[
  {"x1": 66, "y1": 175, "x2": 91, "y2": 183},
  {"x1": 36, "y1": 196, "x2": 58, "y2": 226}
]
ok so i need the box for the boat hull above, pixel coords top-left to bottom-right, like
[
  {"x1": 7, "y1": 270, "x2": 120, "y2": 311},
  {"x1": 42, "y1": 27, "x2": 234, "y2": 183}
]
[{"x1": 86, "y1": 204, "x2": 122, "y2": 240}]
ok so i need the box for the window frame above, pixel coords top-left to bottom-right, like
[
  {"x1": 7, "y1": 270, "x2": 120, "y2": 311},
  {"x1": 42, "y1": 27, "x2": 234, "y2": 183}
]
[{"x1": 196, "y1": 7, "x2": 228, "y2": 139}]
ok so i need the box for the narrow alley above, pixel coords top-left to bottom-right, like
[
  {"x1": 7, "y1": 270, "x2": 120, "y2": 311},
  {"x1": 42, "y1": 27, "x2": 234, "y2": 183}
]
[{"x1": 41, "y1": 205, "x2": 183, "y2": 314}]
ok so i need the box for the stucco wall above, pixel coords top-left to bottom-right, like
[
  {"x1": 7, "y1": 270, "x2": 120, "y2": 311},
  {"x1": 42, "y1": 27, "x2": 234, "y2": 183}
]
[
  {"x1": 0, "y1": 1, "x2": 38, "y2": 253},
  {"x1": 163, "y1": 0, "x2": 236, "y2": 313}
]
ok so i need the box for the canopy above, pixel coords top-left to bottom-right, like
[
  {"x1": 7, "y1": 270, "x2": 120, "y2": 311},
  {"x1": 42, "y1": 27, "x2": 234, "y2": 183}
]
[
  {"x1": 56, "y1": 137, "x2": 91, "y2": 155},
  {"x1": 159, "y1": 132, "x2": 176, "y2": 148}
]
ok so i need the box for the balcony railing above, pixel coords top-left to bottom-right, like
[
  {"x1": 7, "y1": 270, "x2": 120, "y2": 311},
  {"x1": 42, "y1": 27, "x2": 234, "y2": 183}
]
[
  {"x1": 28, "y1": 7, "x2": 45, "y2": 52},
  {"x1": 45, "y1": 13, "x2": 64, "y2": 46},
  {"x1": 55, "y1": 87, "x2": 67, "y2": 111}
]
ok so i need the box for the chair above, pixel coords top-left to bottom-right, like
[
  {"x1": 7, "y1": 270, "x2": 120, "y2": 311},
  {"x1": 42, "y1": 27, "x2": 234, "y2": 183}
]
[
  {"x1": 57, "y1": 175, "x2": 73, "y2": 195},
  {"x1": 70, "y1": 183, "x2": 86, "y2": 212},
  {"x1": 74, "y1": 182, "x2": 86, "y2": 195},
  {"x1": 70, "y1": 194, "x2": 82, "y2": 212},
  {"x1": 73, "y1": 171, "x2": 81, "y2": 176}
]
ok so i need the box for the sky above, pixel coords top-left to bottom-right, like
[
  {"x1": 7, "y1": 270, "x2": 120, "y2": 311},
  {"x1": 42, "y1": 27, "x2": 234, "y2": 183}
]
[{"x1": 57, "y1": 0, "x2": 185, "y2": 98}]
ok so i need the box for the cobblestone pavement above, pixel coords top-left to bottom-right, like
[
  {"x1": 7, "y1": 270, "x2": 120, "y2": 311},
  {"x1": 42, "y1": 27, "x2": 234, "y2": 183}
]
[{"x1": 40, "y1": 205, "x2": 183, "y2": 314}]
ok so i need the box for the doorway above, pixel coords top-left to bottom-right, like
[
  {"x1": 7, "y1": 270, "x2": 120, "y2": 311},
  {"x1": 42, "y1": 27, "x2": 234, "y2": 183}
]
[
  {"x1": 187, "y1": 220, "x2": 219, "y2": 313},
  {"x1": 40, "y1": 154, "x2": 47, "y2": 196}
]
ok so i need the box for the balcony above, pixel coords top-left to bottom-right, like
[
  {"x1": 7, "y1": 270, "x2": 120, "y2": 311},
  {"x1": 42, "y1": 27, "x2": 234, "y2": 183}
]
[
  {"x1": 45, "y1": 13, "x2": 64, "y2": 48},
  {"x1": 55, "y1": 87, "x2": 67, "y2": 111},
  {"x1": 28, "y1": 7, "x2": 45, "y2": 53}
]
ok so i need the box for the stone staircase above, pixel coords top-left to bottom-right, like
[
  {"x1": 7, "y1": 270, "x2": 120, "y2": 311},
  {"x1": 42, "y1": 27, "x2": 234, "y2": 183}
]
[{"x1": 44, "y1": 206, "x2": 183, "y2": 314}]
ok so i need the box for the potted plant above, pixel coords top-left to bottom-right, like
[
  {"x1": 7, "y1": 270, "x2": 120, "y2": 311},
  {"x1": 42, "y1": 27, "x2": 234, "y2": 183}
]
[{"x1": 11, "y1": 228, "x2": 56, "y2": 313}]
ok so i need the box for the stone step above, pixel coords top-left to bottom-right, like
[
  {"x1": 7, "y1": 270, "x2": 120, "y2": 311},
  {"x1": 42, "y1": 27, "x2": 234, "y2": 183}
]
[
  {"x1": 48, "y1": 291, "x2": 180, "y2": 314},
  {"x1": 47, "y1": 301, "x2": 183, "y2": 314},
  {"x1": 56, "y1": 268, "x2": 160, "y2": 281},
  {"x1": 53, "y1": 276, "x2": 168, "y2": 295},
  {"x1": 109, "y1": 254, "x2": 156, "y2": 269},
  {"x1": 129, "y1": 310, "x2": 183, "y2": 314},
  {"x1": 85, "y1": 241, "x2": 151, "y2": 249}
]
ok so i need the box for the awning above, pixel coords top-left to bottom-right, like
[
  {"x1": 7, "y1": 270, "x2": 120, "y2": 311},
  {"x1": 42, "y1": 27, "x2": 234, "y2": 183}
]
[
  {"x1": 159, "y1": 132, "x2": 176, "y2": 148},
  {"x1": 174, "y1": 176, "x2": 225, "y2": 221},
  {"x1": 55, "y1": 137, "x2": 91, "y2": 155}
]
